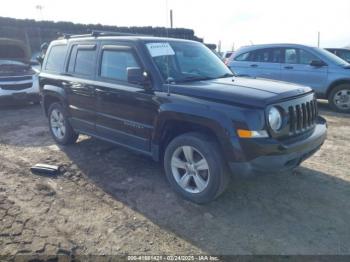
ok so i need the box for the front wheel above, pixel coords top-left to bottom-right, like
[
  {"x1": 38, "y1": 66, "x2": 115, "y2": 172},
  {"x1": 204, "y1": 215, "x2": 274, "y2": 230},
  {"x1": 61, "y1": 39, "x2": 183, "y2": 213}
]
[
  {"x1": 164, "y1": 132, "x2": 230, "y2": 204},
  {"x1": 328, "y1": 84, "x2": 350, "y2": 113},
  {"x1": 48, "y1": 103, "x2": 79, "y2": 145}
]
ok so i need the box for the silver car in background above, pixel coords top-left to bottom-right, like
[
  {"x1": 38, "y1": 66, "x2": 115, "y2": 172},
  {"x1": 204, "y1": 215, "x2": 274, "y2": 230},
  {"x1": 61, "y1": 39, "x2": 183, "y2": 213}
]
[
  {"x1": 227, "y1": 44, "x2": 350, "y2": 112},
  {"x1": 0, "y1": 38, "x2": 40, "y2": 105}
]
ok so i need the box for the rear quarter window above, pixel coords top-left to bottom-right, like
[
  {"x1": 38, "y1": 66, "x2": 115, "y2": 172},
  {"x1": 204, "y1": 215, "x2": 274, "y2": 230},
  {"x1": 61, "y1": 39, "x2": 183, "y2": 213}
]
[{"x1": 45, "y1": 45, "x2": 67, "y2": 73}]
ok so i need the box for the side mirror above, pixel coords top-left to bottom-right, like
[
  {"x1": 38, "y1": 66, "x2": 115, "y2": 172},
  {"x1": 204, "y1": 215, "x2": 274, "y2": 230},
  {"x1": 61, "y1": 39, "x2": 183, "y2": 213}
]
[
  {"x1": 310, "y1": 60, "x2": 326, "y2": 67},
  {"x1": 127, "y1": 67, "x2": 151, "y2": 88}
]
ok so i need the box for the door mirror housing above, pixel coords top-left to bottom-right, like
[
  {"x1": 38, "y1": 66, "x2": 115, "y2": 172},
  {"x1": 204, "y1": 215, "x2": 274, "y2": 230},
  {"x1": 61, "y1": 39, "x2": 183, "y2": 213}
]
[
  {"x1": 310, "y1": 60, "x2": 326, "y2": 67},
  {"x1": 127, "y1": 67, "x2": 151, "y2": 88}
]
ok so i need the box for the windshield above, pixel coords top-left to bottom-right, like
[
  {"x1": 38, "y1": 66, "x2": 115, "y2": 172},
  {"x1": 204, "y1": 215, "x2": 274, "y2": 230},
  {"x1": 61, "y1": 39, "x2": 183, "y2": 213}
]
[
  {"x1": 315, "y1": 47, "x2": 350, "y2": 66},
  {"x1": 338, "y1": 50, "x2": 350, "y2": 61},
  {"x1": 146, "y1": 41, "x2": 233, "y2": 83}
]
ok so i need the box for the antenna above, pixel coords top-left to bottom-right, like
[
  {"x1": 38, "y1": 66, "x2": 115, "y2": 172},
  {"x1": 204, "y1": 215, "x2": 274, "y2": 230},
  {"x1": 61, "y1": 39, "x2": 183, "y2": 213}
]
[{"x1": 165, "y1": 0, "x2": 171, "y2": 96}]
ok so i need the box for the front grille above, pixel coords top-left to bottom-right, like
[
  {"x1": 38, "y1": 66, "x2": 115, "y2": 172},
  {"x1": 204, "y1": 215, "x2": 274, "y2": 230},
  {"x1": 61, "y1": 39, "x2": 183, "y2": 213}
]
[
  {"x1": 268, "y1": 93, "x2": 318, "y2": 139},
  {"x1": 288, "y1": 98, "x2": 318, "y2": 135},
  {"x1": 0, "y1": 75, "x2": 33, "y2": 82},
  {"x1": 0, "y1": 82, "x2": 33, "y2": 90}
]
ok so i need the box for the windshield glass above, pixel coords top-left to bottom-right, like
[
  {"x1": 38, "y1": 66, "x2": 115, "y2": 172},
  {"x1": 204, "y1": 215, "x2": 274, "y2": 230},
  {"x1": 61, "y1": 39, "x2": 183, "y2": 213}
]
[
  {"x1": 338, "y1": 50, "x2": 350, "y2": 61},
  {"x1": 146, "y1": 41, "x2": 233, "y2": 83},
  {"x1": 315, "y1": 47, "x2": 350, "y2": 66}
]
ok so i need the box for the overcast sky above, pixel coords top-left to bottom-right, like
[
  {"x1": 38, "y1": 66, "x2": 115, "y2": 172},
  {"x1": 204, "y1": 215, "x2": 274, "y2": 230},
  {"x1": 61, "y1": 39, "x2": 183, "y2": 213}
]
[{"x1": 1, "y1": 0, "x2": 350, "y2": 50}]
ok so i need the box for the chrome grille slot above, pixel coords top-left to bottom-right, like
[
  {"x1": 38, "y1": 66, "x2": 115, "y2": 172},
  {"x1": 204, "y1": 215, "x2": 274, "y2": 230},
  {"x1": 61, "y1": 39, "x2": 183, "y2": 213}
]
[
  {"x1": 288, "y1": 97, "x2": 317, "y2": 135},
  {"x1": 0, "y1": 83, "x2": 33, "y2": 90}
]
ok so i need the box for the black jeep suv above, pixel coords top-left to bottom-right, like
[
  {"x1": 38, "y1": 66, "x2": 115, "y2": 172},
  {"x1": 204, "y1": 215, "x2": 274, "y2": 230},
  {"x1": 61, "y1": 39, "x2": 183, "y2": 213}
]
[{"x1": 39, "y1": 33, "x2": 327, "y2": 203}]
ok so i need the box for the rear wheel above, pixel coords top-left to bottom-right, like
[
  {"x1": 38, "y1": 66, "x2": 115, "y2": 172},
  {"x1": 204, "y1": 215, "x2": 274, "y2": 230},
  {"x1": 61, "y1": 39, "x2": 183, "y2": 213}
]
[
  {"x1": 48, "y1": 103, "x2": 79, "y2": 145},
  {"x1": 328, "y1": 84, "x2": 350, "y2": 113},
  {"x1": 164, "y1": 132, "x2": 229, "y2": 204}
]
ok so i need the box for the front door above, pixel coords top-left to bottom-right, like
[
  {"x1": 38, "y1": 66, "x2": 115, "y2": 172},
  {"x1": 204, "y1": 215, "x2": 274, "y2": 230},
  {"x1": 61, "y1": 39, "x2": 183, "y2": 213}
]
[
  {"x1": 281, "y1": 48, "x2": 328, "y2": 93},
  {"x1": 94, "y1": 44, "x2": 158, "y2": 154}
]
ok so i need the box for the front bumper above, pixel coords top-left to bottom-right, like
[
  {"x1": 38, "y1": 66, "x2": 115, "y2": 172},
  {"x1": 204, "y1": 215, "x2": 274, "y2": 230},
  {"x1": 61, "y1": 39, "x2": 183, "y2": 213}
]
[{"x1": 229, "y1": 116, "x2": 327, "y2": 175}]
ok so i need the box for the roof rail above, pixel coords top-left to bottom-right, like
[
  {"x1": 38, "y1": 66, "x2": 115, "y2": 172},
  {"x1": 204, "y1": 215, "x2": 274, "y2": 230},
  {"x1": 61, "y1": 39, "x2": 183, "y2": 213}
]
[{"x1": 57, "y1": 30, "x2": 151, "y2": 39}]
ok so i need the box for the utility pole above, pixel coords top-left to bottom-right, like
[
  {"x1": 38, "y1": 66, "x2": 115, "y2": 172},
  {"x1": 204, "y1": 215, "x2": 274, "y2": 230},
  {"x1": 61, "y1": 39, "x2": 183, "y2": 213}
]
[
  {"x1": 170, "y1": 9, "x2": 173, "y2": 28},
  {"x1": 35, "y1": 5, "x2": 44, "y2": 20},
  {"x1": 317, "y1": 31, "x2": 320, "y2": 47}
]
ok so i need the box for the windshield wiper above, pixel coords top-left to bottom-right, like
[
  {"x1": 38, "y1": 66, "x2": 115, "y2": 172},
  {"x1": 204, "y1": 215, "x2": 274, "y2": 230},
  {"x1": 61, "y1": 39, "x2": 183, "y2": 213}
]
[
  {"x1": 216, "y1": 73, "x2": 235, "y2": 78},
  {"x1": 177, "y1": 76, "x2": 214, "y2": 83}
]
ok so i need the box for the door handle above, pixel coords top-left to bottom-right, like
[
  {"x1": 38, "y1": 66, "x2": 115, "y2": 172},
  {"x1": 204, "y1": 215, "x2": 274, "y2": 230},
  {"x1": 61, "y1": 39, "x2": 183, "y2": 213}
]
[
  {"x1": 250, "y1": 64, "x2": 258, "y2": 68},
  {"x1": 284, "y1": 66, "x2": 294, "y2": 69}
]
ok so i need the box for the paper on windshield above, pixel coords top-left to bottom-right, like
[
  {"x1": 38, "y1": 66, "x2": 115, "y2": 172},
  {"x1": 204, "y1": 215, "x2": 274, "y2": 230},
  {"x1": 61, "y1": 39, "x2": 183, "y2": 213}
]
[{"x1": 146, "y1": 43, "x2": 175, "y2": 57}]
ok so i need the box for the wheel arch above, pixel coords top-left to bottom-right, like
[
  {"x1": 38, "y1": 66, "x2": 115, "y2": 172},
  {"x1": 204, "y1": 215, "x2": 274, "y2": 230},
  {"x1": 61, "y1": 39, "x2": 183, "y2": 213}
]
[
  {"x1": 153, "y1": 112, "x2": 233, "y2": 163},
  {"x1": 326, "y1": 79, "x2": 350, "y2": 98},
  {"x1": 42, "y1": 85, "x2": 67, "y2": 116}
]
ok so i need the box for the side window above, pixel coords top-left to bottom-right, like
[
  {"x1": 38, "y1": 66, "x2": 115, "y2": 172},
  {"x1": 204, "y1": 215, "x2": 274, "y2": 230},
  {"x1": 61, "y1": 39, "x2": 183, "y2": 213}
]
[
  {"x1": 67, "y1": 45, "x2": 96, "y2": 76},
  {"x1": 285, "y1": 48, "x2": 298, "y2": 64},
  {"x1": 299, "y1": 49, "x2": 318, "y2": 65},
  {"x1": 45, "y1": 45, "x2": 67, "y2": 73},
  {"x1": 100, "y1": 49, "x2": 140, "y2": 81},
  {"x1": 271, "y1": 48, "x2": 282, "y2": 63},
  {"x1": 252, "y1": 49, "x2": 270, "y2": 62},
  {"x1": 75, "y1": 49, "x2": 95, "y2": 76},
  {"x1": 235, "y1": 52, "x2": 251, "y2": 61}
]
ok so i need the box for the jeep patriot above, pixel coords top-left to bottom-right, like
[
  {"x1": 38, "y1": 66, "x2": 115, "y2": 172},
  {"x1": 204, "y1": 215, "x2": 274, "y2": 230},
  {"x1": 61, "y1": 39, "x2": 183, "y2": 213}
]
[{"x1": 39, "y1": 33, "x2": 327, "y2": 203}]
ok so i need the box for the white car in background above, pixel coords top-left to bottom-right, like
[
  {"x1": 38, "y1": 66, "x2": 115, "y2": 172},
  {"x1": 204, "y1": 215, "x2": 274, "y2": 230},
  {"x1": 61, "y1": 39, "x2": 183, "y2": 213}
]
[{"x1": 0, "y1": 38, "x2": 40, "y2": 105}]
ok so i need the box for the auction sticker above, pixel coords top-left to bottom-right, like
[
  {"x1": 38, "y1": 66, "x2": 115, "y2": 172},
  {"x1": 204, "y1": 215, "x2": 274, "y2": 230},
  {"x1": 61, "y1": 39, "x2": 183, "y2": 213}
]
[{"x1": 146, "y1": 42, "x2": 175, "y2": 57}]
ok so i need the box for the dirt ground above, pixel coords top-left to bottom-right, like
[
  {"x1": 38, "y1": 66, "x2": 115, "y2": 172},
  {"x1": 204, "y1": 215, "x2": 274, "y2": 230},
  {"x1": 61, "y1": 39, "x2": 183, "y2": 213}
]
[{"x1": 0, "y1": 101, "x2": 349, "y2": 259}]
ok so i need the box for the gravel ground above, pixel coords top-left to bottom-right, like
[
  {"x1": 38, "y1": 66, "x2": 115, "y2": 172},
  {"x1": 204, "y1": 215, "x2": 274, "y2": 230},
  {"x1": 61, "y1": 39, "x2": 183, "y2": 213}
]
[{"x1": 0, "y1": 101, "x2": 349, "y2": 260}]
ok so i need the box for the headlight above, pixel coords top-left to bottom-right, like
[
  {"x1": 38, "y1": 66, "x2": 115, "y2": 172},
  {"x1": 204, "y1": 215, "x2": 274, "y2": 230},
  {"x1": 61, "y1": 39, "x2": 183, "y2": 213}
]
[{"x1": 268, "y1": 107, "x2": 282, "y2": 131}]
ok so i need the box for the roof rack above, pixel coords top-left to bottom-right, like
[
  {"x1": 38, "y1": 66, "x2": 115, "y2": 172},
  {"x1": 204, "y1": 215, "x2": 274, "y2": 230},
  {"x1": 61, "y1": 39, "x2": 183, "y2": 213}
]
[{"x1": 57, "y1": 30, "x2": 151, "y2": 39}]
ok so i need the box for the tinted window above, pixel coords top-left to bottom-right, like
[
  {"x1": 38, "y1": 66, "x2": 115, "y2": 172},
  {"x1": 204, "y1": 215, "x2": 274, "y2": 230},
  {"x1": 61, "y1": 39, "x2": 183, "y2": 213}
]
[
  {"x1": 285, "y1": 48, "x2": 298, "y2": 64},
  {"x1": 285, "y1": 48, "x2": 319, "y2": 65},
  {"x1": 299, "y1": 49, "x2": 318, "y2": 64},
  {"x1": 45, "y1": 45, "x2": 67, "y2": 72},
  {"x1": 235, "y1": 52, "x2": 251, "y2": 61},
  {"x1": 271, "y1": 48, "x2": 282, "y2": 63},
  {"x1": 67, "y1": 45, "x2": 78, "y2": 73},
  {"x1": 74, "y1": 49, "x2": 95, "y2": 76},
  {"x1": 252, "y1": 49, "x2": 271, "y2": 62},
  {"x1": 100, "y1": 50, "x2": 139, "y2": 81}
]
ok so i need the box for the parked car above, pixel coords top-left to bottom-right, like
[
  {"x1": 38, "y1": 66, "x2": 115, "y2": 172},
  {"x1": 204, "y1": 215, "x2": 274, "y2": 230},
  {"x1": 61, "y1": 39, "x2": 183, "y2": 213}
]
[
  {"x1": 39, "y1": 34, "x2": 327, "y2": 203},
  {"x1": 0, "y1": 38, "x2": 40, "y2": 105},
  {"x1": 326, "y1": 48, "x2": 350, "y2": 63},
  {"x1": 222, "y1": 51, "x2": 234, "y2": 64},
  {"x1": 227, "y1": 44, "x2": 350, "y2": 112}
]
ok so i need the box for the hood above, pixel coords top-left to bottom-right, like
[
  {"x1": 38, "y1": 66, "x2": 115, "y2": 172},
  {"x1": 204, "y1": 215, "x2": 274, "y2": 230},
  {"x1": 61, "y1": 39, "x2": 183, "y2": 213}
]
[
  {"x1": 0, "y1": 38, "x2": 30, "y2": 61},
  {"x1": 169, "y1": 77, "x2": 313, "y2": 108}
]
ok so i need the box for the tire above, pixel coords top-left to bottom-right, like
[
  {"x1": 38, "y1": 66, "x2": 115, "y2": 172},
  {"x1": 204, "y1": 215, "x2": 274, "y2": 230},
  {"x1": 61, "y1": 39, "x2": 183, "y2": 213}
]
[
  {"x1": 164, "y1": 132, "x2": 230, "y2": 204},
  {"x1": 48, "y1": 102, "x2": 79, "y2": 145},
  {"x1": 328, "y1": 84, "x2": 350, "y2": 113}
]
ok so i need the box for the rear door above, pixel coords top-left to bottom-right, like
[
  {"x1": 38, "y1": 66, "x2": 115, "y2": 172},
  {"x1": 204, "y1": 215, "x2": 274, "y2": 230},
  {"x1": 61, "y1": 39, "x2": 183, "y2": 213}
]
[
  {"x1": 64, "y1": 43, "x2": 98, "y2": 134},
  {"x1": 280, "y1": 47, "x2": 328, "y2": 90}
]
